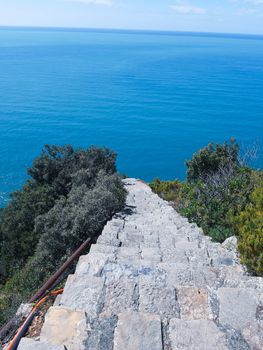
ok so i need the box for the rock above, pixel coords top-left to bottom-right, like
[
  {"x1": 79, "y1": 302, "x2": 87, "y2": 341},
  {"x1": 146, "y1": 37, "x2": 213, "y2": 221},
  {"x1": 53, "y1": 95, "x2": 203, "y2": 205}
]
[
  {"x1": 16, "y1": 303, "x2": 33, "y2": 319},
  {"x1": 222, "y1": 236, "x2": 238, "y2": 252},
  {"x1": 113, "y1": 312, "x2": 162, "y2": 350},
  {"x1": 168, "y1": 319, "x2": 228, "y2": 350}
]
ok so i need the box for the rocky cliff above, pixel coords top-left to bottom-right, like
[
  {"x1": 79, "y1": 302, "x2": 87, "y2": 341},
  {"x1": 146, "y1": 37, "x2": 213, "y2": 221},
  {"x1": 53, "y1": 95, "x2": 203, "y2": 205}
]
[{"x1": 18, "y1": 179, "x2": 263, "y2": 350}]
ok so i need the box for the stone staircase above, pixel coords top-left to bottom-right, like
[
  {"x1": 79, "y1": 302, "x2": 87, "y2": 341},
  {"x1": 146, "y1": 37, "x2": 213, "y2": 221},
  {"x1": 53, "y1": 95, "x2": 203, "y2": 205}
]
[{"x1": 18, "y1": 178, "x2": 263, "y2": 350}]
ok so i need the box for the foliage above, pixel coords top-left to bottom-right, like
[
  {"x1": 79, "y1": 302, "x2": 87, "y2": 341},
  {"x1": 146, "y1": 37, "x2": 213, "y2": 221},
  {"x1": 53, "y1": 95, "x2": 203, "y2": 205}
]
[
  {"x1": 33, "y1": 171, "x2": 126, "y2": 275},
  {"x1": 150, "y1": 140, "x2": 263, "y2": 277},
  {"x1": 149, "y1": 179, "x2": 181, "y2": 202},
  {"x1": 27, "y1": 145, "x2": 117, "y2": 195},
  {"x1": 178, "y1": 168, "x2": 261, "y2": 242},
  {"x1": 237, "y1": 182, "x2": 263, "y2": 276},
  {"x1": 0, "y1": 184, "x2": 56, "y2": 280},
  {"x1": 186, "y1": 139, "x2": 239, "y2": 182},
  {"x1": 0, "y1": 145, "x2": 126, "y2": 326},
  {"x1": 0, "y1": 145, "x2": 118, "y2": 282}
]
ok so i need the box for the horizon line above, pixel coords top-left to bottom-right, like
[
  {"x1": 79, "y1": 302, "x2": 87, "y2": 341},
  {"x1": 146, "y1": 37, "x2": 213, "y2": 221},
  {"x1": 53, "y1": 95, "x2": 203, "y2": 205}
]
[{"x1": 0, "y1": 25, "x2": 263, "y2": 39}]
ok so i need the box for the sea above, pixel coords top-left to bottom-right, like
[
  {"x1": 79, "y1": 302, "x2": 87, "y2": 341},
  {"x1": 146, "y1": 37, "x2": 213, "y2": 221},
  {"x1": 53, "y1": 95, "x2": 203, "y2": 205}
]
[{"x1": 0, "y1": 27, "x2": 263, "y2": 206}]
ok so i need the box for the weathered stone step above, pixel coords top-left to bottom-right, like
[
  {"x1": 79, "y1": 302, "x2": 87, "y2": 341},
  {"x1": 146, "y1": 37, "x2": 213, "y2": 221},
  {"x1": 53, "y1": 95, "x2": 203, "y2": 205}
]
[
  {"x1": 18, "y1": 338, "x2": 65, "y2": 350},
  {"x1": 113, "y1": 312, "x2": 162, "y2": 350},
  {"x1": 75, "y1": 252, "x2": 116, "y2": 276},
  {"x1": 40, "y1": 307, "x2": 86, "y2": 350},
  {"x1": 58, "y1": 275, "x2": 105, "y2": 317},
  {"x1": 168, "y1": 319, "x2": 229, "y2": 350},
  {"x1": 217, "y1": 288, "x2": 263, "y2": 330}
]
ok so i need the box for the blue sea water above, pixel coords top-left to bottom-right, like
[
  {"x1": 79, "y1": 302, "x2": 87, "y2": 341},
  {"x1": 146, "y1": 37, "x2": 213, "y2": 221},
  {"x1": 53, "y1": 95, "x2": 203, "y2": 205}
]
[{"x1": 0, "y1": 27, "x2": 263, "y2": 206}]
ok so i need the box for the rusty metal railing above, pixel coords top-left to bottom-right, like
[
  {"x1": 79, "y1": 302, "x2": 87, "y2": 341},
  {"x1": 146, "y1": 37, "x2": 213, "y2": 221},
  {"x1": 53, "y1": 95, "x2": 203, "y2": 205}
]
[{"x1": 0, "y1": 235, "x2": 95, "y2": 349}]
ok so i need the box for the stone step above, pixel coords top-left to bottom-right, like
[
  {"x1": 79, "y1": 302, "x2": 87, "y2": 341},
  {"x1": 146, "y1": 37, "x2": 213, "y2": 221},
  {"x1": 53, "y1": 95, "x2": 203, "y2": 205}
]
[
  {"x1": 116, "y1": 246, "x2": 141, "y2": 262},
  {"x1": 75, "y1": 252, "x2": 116, "y2": 276},
  {"x1": 168, "y1": 319, "x2": 229, "y2": 350},
  {"x1": 40, "y1": 307, "x2": 86, "y2": 350},
  {"x1": 18, "y1": 338, "x2": 65, "y2": 350},
  {"x1": 138, "y1": 273, "x2": 179, "y2": 318},
  {"x1": 96, "y1": 236, "x2": 121, "y2": 247},
  {"x1": 113, "y1": 312, "x2": 163, "y2": 350},
  {"x1": 141, "y1": 247, "x2": 162, "y2": 263},
  {"x1": 85, "y1": 314, "x2": 117, "y2": 350},
  {"x1": 90, "y1": 243, "x2": 118, "y2": 255},
  {"x1": 176, "y1": 286, "x2": 213, "y2": 321},
  {"x1": 216, "y1": 287, "x2": 263, "y2": 330},
  {"x1": 100, "y1": 273, "x2": 139, "y2": 315},
  {"x1": 59, "y1": 275, "x2": 105, "y2": 317}
]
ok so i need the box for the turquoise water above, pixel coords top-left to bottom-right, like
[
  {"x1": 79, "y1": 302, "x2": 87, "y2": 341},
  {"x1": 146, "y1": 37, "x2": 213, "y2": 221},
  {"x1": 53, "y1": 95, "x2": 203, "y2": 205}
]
[{"x1": 0, "y1": 28, "x2": 263, "y2": 205}]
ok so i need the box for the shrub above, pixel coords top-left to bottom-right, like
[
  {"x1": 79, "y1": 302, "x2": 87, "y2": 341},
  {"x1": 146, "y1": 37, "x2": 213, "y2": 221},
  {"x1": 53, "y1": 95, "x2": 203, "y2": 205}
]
[
  {"x1": 186, "y1": 139, "x2": 239, "y2": 182},
  {"x1": 178, "y1": 168, "x2": 259, "y2": 242},
  {"x1": 237, "y1": 182, "x2": 263, "y2": 276},
  {"x1": 0, "y1": 145, "x2": 126, "y2": 326},
  {"x1": 151, "y1": 140, "x2": 262, "y2": 244},
  {"x1": 28, "y1": 145, "x2": 117, "y2": 195},
  {"x1": 34, "y1": 171, "x2": 126, "y2": 275},
  {"x1": 149, "y1": 179, "x2": 181, "y2": 202},
  {"x1": 0, "y1": 145, "x2": 118, "y2": 282},
  {"x1": 0, "y1": 184, "x2": 56, "y2": 280}
]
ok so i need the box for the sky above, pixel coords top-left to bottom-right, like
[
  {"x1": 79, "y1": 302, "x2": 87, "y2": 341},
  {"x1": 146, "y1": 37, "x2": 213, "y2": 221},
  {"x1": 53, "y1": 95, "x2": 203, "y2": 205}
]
[{"x1": 0, "y1": 0, "x2": 263, "y2": 35}]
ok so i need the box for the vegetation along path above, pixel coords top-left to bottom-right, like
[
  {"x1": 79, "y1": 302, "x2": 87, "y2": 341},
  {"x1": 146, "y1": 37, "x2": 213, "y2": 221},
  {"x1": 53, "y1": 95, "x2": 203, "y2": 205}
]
[{"x1": 18, "y1": 179, "x2": 263, "y2": 350}]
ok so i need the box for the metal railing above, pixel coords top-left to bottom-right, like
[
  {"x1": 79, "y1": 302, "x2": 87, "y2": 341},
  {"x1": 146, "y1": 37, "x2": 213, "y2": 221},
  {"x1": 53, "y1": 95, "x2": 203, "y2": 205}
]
[{"x1": 0, "y1": 235, "x2": 94, "y2": 350}]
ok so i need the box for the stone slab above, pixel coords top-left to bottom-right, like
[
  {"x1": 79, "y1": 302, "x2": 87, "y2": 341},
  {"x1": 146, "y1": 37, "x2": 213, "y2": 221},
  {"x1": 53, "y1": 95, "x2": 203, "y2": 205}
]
[
  {"x1": 85, "y1": 315, "x2": 118, "y2": 350},
  {"x1": 139, "y1": 273, "x2": 179, "y2": 317},
  {"x1": 169, "y1": 319, "x2": 228, "y2": 350},
  {"x1": 41, "y1": 307, "x2": 86, "y2": 350},
  {"x1": 113, "y1": 312, "x2": 162, "y2": 350},
  {"x1": 60, "y1": 275, "x2": 105, "y2": 317},
  {"x1": 217, "y1": 288, "x2": 261, "y2": 330},
  {"x1": 18, "y1": 338, "x2": 65, "y2": 350},
  {"x1": 177, "y1": 287, "x2": 211, "y2": 320}
]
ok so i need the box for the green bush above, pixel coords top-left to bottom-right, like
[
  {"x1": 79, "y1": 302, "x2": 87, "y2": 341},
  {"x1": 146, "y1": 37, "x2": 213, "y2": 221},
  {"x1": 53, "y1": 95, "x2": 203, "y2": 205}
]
[
  {"x1": 178, "y1": 168, "x2": 259, "y2": 242},
  {"x1": 237, "y1": 182, "x2": 263, "y2": 276},
  {"x1": 0, "y1": 184, "x2": 56, "y2": 280},
  {"x1": 186, "y1": 139, "x2": 239, "y2": 182},
  {"x1": 149, "y1": 179, "x2": 181, "y2": 202},
  {"x1": 34, "y1": 171, "x2": 126, "y2": 275},
  {"x1": 28, "y1": 145, "x2": 117, "y2": 195},
  {"x1": 0, "y1": 145, "x2": 118, "y2": 282},
  {"x1": 0, "y1": 145, "x2": 126, "y2": 326},
  {"x1": 151, "y1": 140, "x2": 262, "y2": 244}
]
